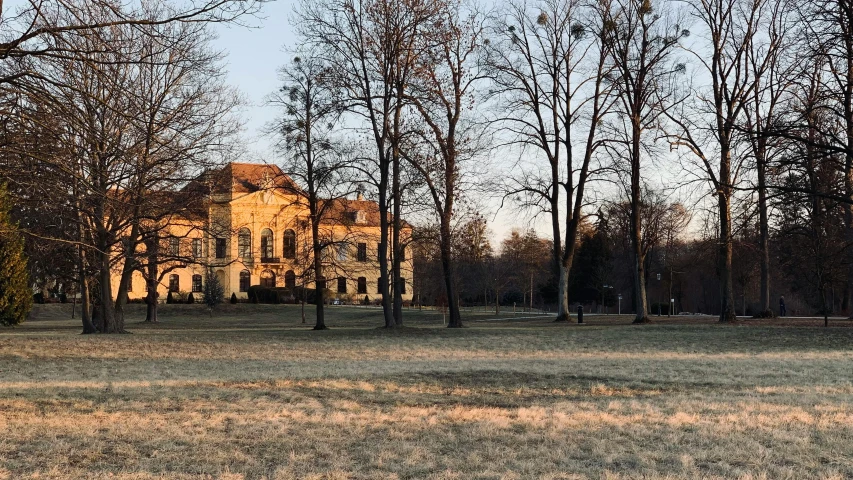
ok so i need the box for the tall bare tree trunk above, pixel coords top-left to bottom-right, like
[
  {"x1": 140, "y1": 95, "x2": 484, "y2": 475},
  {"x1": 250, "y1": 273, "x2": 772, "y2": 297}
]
[
  {"x1": 757, "y1": 138, "x2": 771, "y2": 314},
  {"x1": 631, "y1": 123, "x2": 649, "y2": 323},
  {"x1": 312, "y1": 220, "x2": 327, "y2": 330}
]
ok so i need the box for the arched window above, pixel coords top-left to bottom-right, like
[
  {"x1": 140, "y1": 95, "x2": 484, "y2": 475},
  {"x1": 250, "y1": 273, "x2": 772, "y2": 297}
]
[
  {"x1": 260, "y1": 269, "x2": 276, "y2": 288},
  {"x1": 192, "y1": 274, "x2": 203, "y2": 292},
  {"x1": 357, "y1": 277, "x2": 367, "y2": 294},
  {"x1": 337, "y1": 277, "x2": 347, "y2": 293},
  {"x1": 285, "y1": 270, "x2": 296, "y2": 289},
  {"x1": 239, "y1": 270, "x2": 250, "y2": 292},
  {"x1": 283, "y1": 229, "x2": 296, "y2": 259},
  {"x1": 237, "y1": 228, "x2": 252, "y2": 258},
  {"x1": 260, "y1": 228, "x2": 274, "y2": 259}
]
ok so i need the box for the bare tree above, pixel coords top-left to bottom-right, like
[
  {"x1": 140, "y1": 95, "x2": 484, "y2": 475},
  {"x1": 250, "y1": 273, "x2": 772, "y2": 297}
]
[
  {"x1": 2, "y1": 3, "x2": 241, "y2": 333},
  {"x1": 667, "y1": 0, "x2": 788, "y2": 321},
  {"x1": 297, "y1": 0, "x2": 441, "y2": 328},
  {"x1": 402, "y1": 0, "x2": 486, "y2": 328},
  {"x1": 486, "y1": 0, "x2": 615, "y2": 322},
  {"x1": 268, "y1": 54, "x2": 357, "y2": 330},
  {"x1": 602, "y1": 0, "x2": 688, "y2": 323}
]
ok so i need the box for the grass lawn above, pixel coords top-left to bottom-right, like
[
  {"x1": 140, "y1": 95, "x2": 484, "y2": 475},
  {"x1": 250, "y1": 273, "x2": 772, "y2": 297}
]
[{"x1": 1, "y1": 304, "x2": 852, "y2": 479}]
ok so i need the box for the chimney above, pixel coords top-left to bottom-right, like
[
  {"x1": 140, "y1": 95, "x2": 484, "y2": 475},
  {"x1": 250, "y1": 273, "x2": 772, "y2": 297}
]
[{"x1": 356, "y1": 190, "x2": 364, "y2": 201}]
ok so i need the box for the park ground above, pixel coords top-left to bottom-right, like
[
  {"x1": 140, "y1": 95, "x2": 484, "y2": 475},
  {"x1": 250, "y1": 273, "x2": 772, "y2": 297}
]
[{"x1": 0, "y1": 304, "x2": 852, "y2": 479}]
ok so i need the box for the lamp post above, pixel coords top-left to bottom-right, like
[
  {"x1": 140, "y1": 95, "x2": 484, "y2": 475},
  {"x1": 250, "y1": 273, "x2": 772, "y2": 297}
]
[
  {"x1": 656, "y1": 273, "x2": 661, "y2": 316},
  {"x1": 603, "y1": 284, "x2": 614, "y2": 314}
]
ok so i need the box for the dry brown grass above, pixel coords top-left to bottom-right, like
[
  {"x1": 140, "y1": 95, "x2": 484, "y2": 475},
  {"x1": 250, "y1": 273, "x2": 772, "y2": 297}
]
[{"x1": 0, "y1": 304, "x2": 851, "y2": 479}]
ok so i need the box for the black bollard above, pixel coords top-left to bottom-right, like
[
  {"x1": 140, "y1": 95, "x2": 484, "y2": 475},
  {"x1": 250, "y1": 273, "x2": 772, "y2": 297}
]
[{"x1": 577, "y1": 304, "x2": 584, "y2": 324}]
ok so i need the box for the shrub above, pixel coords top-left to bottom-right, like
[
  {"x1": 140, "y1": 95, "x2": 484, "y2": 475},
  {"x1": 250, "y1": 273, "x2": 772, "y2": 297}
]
[
  {"x1": 230, "y1": 292, "x2": 238, "y2": 304},
  {"x1": 0, "y1": 184, "x2": 32, "y2": 326},
  {"x1": 203, "y1": 269, "x2": 225, "y2": 309},
  {"x1": 166, "y1": 291, "x2": 175, "y2": 304},
  {"x1": 186, "y1": 292, "x2": 195, "y2": 304}
]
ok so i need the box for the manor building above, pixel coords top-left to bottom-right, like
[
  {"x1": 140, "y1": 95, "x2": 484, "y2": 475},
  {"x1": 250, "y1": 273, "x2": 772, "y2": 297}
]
[{"x1": 115, "y1": 163, "x2": 414, "y2": 303}]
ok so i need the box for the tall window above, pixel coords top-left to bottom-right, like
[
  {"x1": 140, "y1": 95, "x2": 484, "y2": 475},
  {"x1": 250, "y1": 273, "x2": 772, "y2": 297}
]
[
  {"x1": 192, "y1": 238, "x2": 202, "y2": 258},
  {"x1": 400, "y1": 246, "x2": 406, "y2": 261},
  {"x1": 357, "y1": 277, "x2": 367, "y2": 294},
  {"x1": 285, "y1": 270, "x2": 296, "y2": 289},
  {"x1": 400, "y1": 278, "x2": 406, "y2": 294},
  {"x1": 260, "y1": 269, "x2": 276, "y2": 288},
  {"x1": 283, "y1": 229, "x2": 296, "y2": 258},
  {"x1": 357, "y1": 243, "x2": 367, "y2": 262},
  {"x1": 377, "y1": 277, "x2": 382, "y2": 294},
  {"x1": 169, "y1": 274, "x2": 179, "y2": 292},
  {"x1": 126, "y1": 275, "x2": 133, "y2": 292},
  {"x1": 260, "y1": 228, "x2": 274, "y2": 259},
  {"x1": 169, "y1": 237, "x2": 180, "y2": 256},
  {"x1": 237, "y1": 228, "x2": 252, "y2": 258},
  {"x1": 215, "y1": 238, "x2": 226, "y2": 259},
  {"x1": 192, "y1": 274, "x2": 203, "y2": 292},
  {"x1": 239, "y1": 270, "x2": 250, "y2": 292},
  {"x1": 337, "y1": 277, "x2": 347, "y2": 294}
]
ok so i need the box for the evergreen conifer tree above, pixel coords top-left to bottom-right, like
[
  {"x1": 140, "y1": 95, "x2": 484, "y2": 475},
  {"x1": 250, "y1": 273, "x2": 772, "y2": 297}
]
[{"x1": 0, "y1": 184, "x2": 33, "y2": 326}]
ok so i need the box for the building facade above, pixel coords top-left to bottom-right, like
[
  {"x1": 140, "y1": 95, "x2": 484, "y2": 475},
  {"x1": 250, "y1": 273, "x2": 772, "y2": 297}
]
[{"x1": 117, "y1": 163, "x2": 414, "y2": 303}]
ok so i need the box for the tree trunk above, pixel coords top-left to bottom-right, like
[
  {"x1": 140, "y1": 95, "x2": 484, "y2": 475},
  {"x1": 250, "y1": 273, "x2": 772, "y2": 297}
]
[
  {"x1": 312, "y1": 222, "x2": 327, "y2": 330},
  {"x1": 144, "y1": 235, "x2": 159, "y2": 322},
  {"x1": 378, "y1": 162, "x2": 394, "y2": 328},
  {"x1": 98, "y1": 249, "x2": 120, "y2": 333},
  {"x1": 440, "y1": 220, "x2": 462, "y2": 327},
  {"x1": 756, "y1": 138, "x2": 772, "y2": 315},
  {"x1": 78, "y1": 241, "x2": 97, "y2": 334},
  {"x1": 392, "y1": 146, "x2": 403, "y2": 327},
  {"x1": 630, "y1": 123, "x2": 648, "y2": 323},
  {"x1": 718, "y1": 190, "x2": 737, "y2": 322}
]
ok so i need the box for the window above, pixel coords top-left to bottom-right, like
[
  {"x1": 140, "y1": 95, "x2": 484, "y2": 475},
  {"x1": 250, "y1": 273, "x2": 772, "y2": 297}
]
[
  {"x1": 237, "y1": 228, "x2": 252, "y2": 258},
  {"x1": 215, "y1": 238, "x2": 226, "y2": 259},
  {"x1": 337, "y1": 277, "x2": 347, "y2": 294},
  {"x1": 377, "y1": 277, "x2": 382, "y2": 294},
  {"x1": 169, "y1": 274, "x2": 179, "y2": 292},
  {"x1": 377, "y1": 243, "x2": 382, "y2": 261},
  {"x1": 192, "y1": 274, "x2": 203, "y2": 292},
  {"x1": 357, "y1": 243, "x2": 367, "y2": 262},
  {"x1": 239, "y1": 270, "x2": 250, "y2": 292},
  {"x1": 357, "y1": 277, "x2": 367, "y2": 294},
  {"x1": 260, "y1": 228, "x2": 274, "y2": 259},
  {"x1": 400, "y1": 246, "x2": 405, "y2": 261},
  {"x1": 169, "y1": 237, "x2": 180, "y2": 256},
  {"x1": 337, "y1": 243, "x2": 348, "y2": 262},
  {"x1": 260, "y1": 269, "x2": 276, "y2": 288},
  {"x1": 285, "y1": 270, "x2": 296, "y2": 289},
  {"x1": 283, "y1": 229, "x2": 296, "y2": 259},
  {"x1": 192, "y1": 238, "x2": 202, "y2": 258},
  {"x1": 400, "y1": 278, "x2": 406, "y2": 294},
  {"x1": 126, "y1": 275, "x2": 133, "y2": 292}
]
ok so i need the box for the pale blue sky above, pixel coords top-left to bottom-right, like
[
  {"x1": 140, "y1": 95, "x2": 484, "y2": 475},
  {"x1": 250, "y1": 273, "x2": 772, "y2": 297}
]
[{"x1": 212, "y1": 0, "x2": 298, "y2": 158}]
